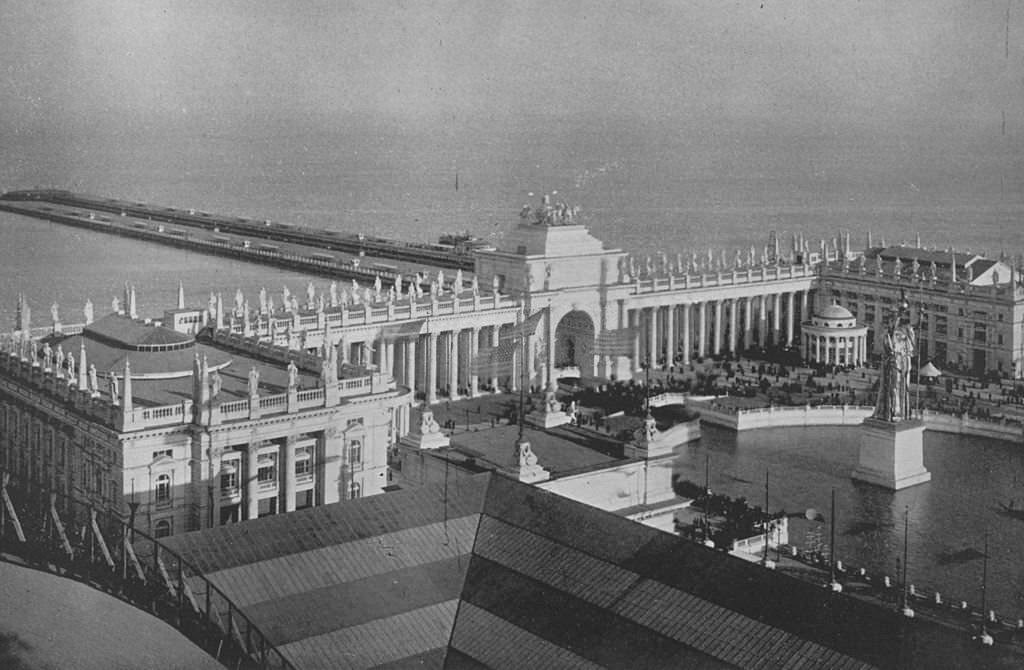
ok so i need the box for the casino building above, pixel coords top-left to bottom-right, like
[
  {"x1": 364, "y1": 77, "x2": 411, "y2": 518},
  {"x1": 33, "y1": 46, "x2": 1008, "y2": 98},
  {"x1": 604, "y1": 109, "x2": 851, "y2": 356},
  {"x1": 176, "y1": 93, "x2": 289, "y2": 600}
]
[{"x1": 0, "y1": 294, "x2": 412, "y2": 538}]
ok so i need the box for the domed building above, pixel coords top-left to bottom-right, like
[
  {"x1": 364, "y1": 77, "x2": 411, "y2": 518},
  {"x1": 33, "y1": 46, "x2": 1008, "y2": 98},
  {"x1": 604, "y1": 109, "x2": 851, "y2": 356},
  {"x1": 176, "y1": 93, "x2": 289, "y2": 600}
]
[{"x1": 802, "y1": 302, "x2": 868, "y2": 366}]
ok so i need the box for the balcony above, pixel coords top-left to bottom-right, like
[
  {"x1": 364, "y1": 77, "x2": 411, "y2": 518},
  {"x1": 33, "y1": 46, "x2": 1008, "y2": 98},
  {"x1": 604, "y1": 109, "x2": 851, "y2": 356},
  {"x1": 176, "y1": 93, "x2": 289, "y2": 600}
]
[{"x1": 220, "y1": 485, "x2": 241, "y2": 502}]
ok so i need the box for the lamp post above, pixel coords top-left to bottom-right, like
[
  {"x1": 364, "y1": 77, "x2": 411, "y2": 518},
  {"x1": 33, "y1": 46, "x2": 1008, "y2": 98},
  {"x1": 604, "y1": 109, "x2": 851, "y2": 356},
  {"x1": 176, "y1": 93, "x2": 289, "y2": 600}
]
[
  {"x1": 900, "y1": 506, "x2": 914, "y2": 618},
  {"x1": 828, "y1": 488, "x2": 841, "y2": 592}
]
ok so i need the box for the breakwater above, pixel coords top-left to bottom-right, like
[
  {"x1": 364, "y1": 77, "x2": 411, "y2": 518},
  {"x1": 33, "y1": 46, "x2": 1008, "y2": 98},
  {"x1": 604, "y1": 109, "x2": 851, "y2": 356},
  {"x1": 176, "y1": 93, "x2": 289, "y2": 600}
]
[
  {"x1": 0, "y1": 198, "x2": 410, "y2": 286},
  {"x1": 0, "y1": 188, "x2": 479, "y2": 273}
]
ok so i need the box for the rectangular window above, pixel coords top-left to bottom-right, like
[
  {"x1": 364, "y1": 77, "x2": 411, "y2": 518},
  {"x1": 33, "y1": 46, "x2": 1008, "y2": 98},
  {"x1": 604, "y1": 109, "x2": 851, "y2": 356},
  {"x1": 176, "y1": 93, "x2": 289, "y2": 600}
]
[
  {"x1": 220, "y1": 460, "x2": 239, "y2": 496},
  {"x1": 295, "y1": 490, "x2": 314, "y2": 510},
  {"x1": 258, "y1": 496, "x2": 277, "y2": 518},
  {"x1": 973, "y1": 324, "x2": 985, "y2": 343},
  {"x1": 295, "y1": 446, "x2": 313, "y2": 482},
  {"x1": 155, "y1": 473, "x2": 172, "y2": 508},
  {"x1": 349, "y1": 441, "x2": 362, "y2": 467},
  {"x1": 152, "y1": 449, "x2": 173, "y2": 461},
  {"x1": 257, "y1": 453, "x2": 278, "y2": 490}
]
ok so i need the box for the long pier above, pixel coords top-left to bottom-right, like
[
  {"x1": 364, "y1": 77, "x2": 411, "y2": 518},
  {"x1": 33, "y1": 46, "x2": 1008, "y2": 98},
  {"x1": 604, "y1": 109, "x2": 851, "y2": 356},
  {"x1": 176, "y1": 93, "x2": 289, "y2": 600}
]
[
  {"x1": 0, "y1": 189, "x2": 481, "y2": 273},
  {"x1": 0, "y1": 190, "x2": 483, "y2": 286}
]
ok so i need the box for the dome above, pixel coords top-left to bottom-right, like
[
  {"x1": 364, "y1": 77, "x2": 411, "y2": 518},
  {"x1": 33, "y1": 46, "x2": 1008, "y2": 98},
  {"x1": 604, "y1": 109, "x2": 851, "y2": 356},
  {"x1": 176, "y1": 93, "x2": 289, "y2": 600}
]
[{"x1": 818, "y1": 303, "x2": 854, "y2": 320}]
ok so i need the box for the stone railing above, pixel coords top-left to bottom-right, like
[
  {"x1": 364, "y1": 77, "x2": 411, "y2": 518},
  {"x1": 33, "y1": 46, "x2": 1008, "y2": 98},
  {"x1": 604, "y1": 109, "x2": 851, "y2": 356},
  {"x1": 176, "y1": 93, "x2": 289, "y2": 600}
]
[
  {"x1": 920, "y1": 409, "x2": 1024, "y2": 443},
  {"x1": 631, "y1": 263, "x2": 816, "y2": 295},
  {"x1": 689, "y1": 400, "x2": 874, "y2": 431},
  {"x1": 685, "y1": 399, "x2": 1024, "y2": 444},
  {"x1": 253, "y1": 292, "x2": 520, "y2": 338}
]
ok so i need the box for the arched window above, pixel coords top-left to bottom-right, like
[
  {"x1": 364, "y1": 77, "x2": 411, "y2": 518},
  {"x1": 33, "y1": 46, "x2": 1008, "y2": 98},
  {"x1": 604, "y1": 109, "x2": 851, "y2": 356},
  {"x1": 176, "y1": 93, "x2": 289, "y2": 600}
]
[
  {"x1": 154, "y1": 519, "x2": 172, "y2": 538},
  {"x1": 155, "y1": 473, "x2": 172, "y2": 507}
]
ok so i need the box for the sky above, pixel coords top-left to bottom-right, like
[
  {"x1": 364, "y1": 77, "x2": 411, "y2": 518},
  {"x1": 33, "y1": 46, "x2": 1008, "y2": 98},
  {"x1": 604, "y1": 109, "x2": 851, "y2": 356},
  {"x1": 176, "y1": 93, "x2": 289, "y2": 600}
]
[{"x1": 2, "y1": 0, "x2": 1021, "y2": 141}]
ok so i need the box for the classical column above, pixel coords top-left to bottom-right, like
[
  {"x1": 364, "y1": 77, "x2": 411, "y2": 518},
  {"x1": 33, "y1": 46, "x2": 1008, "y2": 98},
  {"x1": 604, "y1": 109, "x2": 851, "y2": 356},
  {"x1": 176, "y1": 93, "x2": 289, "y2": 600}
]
[
  {"x1": 712, "y1": 300, "x2": 722, "y2": 355},
  {"x1": 772, "y1": 293, "x2": 782, "y2": 346},
  {"x1": 648, "y1": 307, "x2": 658, "y2": 366},
  {"x1": 742, "y1": 297, "x2": 752, "y2": 350},
  {"x1": 385, "y1": 339, "x2": 396, "y2": 379},
  {"x1": 426, "y1": 331, "x2": 438, "y2": 404},
  {"x1": 681, "y1": 303, "x2": 692, "y2": 365},
  {"x1": 631, "y1": 310, "x2": 641, "y2": 371},
  {"x1": 246, "y1": 443, "x2": 259, "y2": 521},
  {"x1": 727, "y1": 299, "x2": 738, "y2": 354},
  {"x1": 696, "y1": 302, "x2": 707, "y2": 358},
  {"x1": 758, "y1": 295, "x2": 768, "y2": 347},
  {"x1": 405, "y1": 338, "x2": 417, "y2": 393},
  {"x1": 469, "y1": 327, "x2": 480, "y2": 397},
  {"x1": 448, "y1": 330, "x2": 460, "y2": 400},
  {"x1": 800, "y1": 291, "x2": 809, "y2": 329},
  {"x1": 785, "y1": 292, "x2": 795, "y2": 347},
  {"x1": 283, "y1": 438, "x2": 296, "y2": 513},
  {"x1": 665, "y1": 305, "x2": 676, "y2": 366},
  {"x1": 489, "y1": 325, "x2": 500, "y2": 391}
]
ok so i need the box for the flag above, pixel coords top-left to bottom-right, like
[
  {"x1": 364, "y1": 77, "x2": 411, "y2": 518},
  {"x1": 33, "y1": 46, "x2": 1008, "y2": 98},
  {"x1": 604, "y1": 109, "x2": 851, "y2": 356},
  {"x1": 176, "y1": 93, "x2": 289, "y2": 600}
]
[
  {"x1": 471, "y1": 337, "x2": 516, "y2": 378},
  {"x1": 593, "y1": 328, "x2": 634, "y2": 356},
  {"x1": 380, "y1": 319, "x2": 425, "y2": 343},
  {"x1": 517, "y1": 308, "x2": 546, "y2": 340}
]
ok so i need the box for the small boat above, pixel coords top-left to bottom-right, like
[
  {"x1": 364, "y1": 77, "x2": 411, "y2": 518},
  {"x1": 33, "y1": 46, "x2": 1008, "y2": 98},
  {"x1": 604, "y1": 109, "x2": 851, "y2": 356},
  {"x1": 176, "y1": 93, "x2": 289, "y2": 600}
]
[{"x1": 996, "y1": 500, "x2": 1024, "y2": 521}]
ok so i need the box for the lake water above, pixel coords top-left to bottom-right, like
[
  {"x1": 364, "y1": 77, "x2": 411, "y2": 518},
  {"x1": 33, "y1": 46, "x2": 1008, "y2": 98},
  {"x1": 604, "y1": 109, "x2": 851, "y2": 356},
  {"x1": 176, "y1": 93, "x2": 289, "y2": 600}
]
[
  {"x1": 675, "y1": 426, "x2": 1024, "y2": 616},
  {"x1": 1, "y1": 117, "x2": 1023, "y2": 615}
]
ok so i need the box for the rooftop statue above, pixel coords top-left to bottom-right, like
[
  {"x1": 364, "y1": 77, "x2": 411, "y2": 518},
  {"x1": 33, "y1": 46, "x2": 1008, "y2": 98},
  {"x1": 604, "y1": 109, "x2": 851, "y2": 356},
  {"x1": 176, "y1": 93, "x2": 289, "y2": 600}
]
[
  {"x1": 519, "y1": 193, "x2": 580, "y2": 226},
  {"x1": 248, "y1": 366, "x2": 260, "y2": 397},
  {"x1": 873, "y1": 292, "x2": 915, "y2": 423}
]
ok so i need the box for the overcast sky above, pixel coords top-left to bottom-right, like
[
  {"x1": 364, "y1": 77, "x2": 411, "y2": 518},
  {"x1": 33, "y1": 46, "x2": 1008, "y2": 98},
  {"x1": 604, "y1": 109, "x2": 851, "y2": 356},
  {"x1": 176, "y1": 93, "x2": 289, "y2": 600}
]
[{"x1": 2, "y1": 1, "x2": 1021, "y2": 141}]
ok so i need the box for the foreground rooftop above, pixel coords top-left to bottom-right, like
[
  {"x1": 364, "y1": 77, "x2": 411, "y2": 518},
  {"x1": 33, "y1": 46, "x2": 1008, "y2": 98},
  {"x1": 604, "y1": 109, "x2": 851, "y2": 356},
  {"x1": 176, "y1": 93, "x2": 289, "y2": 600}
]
[{"x1": 164, "y1": 471, "x2": 909, "y2": 669}]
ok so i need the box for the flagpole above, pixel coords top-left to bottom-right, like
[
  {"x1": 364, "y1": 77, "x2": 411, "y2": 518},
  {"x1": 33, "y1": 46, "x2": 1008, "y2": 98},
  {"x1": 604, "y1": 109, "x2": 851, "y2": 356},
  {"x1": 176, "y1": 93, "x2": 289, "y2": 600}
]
[{"x1": 518, "y1": 310, "x2": 527, "y2": 445}]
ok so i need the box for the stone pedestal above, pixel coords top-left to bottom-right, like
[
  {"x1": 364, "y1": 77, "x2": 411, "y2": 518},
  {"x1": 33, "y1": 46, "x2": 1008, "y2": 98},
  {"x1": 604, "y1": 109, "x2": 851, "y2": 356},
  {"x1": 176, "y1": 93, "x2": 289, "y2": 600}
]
[
  {"x1": 852, "y1": 418, "x2": 931, "y2": 490},
  {"x1": 525, "y1": 407, "x2": 571, "y2": 429},
  {"x1": 399, "y1": 408, "x2": 450, "y2": 450},
  {"x1": 399, "y1": 427, "x2": 450, "y2": 451},
  {"x1": 500, "y1": 440, "x2": 550, "y2": 483}
]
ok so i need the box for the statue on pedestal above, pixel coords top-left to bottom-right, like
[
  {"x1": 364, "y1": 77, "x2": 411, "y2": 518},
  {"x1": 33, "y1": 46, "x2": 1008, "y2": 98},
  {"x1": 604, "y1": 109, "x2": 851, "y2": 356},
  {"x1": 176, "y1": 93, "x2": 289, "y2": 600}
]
[
  {"x1": 545, "y1": 385, "x2": 560, "y2": 414},
  {"x1": 83, "y1": 299, "x2": 94, "y2": 324},
  {"x1": 516, "y1": 441, "x2": 538, "y2": 468},
  {"x1": 420, "y1": 408, "x2": 441, "y2": 435},
  {"x1": 287, "y1": 360, "x2": 299, "y2": 389},
  {"x1": 873, "y1": 293, "x2": 915, "y2": 422},
  {"x1": 248, "y1": 366, "x2": 260, "y2": 397}
]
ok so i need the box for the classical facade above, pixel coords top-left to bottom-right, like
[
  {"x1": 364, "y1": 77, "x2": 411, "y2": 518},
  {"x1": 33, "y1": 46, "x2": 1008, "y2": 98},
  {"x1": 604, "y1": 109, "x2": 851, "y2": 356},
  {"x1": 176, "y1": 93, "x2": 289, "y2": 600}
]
[
  {"x1": 195, "y1": 197, "x2": 820, "y2": 403},
  {"x1": 820, "y1": 245, "x2": 1023, "y2": 376},
  {"x1": 802, "y1": 303, "x2": 869, "y2": 366},
  {"x1": 0, "y1": 298, "x2": 412, "y2": 538}
]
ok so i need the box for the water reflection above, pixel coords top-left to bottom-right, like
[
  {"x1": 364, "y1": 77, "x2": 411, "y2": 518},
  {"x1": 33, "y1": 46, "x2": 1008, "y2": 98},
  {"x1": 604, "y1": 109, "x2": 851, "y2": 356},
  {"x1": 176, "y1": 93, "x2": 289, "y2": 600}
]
[{"x1": 674, "y1": 425, "x2": 1024, "y2": 614}]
